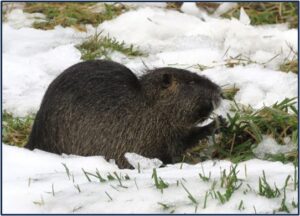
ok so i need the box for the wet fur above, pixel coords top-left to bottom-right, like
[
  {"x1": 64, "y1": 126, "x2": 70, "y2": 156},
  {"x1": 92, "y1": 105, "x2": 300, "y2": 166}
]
[{"x1": 26, "y1": 60, "x2": 222, "y2": 168}]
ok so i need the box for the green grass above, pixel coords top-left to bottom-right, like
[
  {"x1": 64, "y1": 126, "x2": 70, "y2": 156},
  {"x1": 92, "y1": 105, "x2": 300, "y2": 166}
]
[
  {"x1": 23, "y1": 3, "x2": 127, "y2": 31},
  {"x1": 75, "y1": 32, "x2": 144, "y2": 61},
  {"x1": 2, "y1": 111, "x2": 35, "y2": 147},
  {"x1": 258, "y1": 170, "x2": 281, "y2": 198},
  {"x1": 213, "y1": 98, "x2": 298, "y2": 163},
  {"x1": 186, "y1": 97, "x2": 298, "y2": 164},
  {"x1": 152, "y1": 168, "x2": 169, "y2": 193},
  {"x1": 221, "y1": 2, "x2": 298, "y2": 28},
  {"x1": 216, "y1": 165, "x2": 243, "y2": 203}
]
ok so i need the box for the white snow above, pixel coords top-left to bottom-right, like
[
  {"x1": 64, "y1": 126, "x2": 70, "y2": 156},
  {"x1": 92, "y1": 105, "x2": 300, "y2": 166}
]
[
  {"x1": 2, "y1": 3, "x2": 298, "y2": 214},
  {"x1": 5, "y1": 9, "x2": 45, "y2": 29},
  {"x1": 124, "y1": 152, "x2": 163, "y2": 170},
  {"x1": 181, "y1": 2, "x2": 209, "y2": 20},
  {"x1": 3, "y1": 6, "x2": 298, "y2": 116},
  {"x1": 213, "y1": 3, "x2": 237, "y2": 17},
  {"x1": 3, "y1": 24, "x2": 84, "y2": 116},
  {"x1": 3, "y1": 144, "x2": 298, "y2": 214},
  {"x1": 253, "y1": 136, "x2": 297, "y2": 159},
  {"x1": 201, "y1": 65, "x2": 297, "y2": 109},
  {"x1": 239, "y1": 7, "x2": 251, "y2": 25}
]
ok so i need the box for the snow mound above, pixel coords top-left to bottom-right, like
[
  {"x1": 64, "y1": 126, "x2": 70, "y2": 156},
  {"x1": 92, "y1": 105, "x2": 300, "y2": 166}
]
[
  {"x1": 253, "y1": 136, "x2": 297, "y2": 159},
  {"x1": 100, "y1": 7, "x2": 296, "y2": 61},
  {"x1": 124, "y1": 152, "x2": 163, "y2": 169},
  {"x1": 202, "y1": 65, "x2": 297, "y2": 109}
]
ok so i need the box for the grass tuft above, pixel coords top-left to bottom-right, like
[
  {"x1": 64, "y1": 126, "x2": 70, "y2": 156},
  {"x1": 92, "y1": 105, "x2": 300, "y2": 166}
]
[
  {"x1": 23, "y1": 3, "x2": 127, "y2": 31},
  {"x1": 113, "y1": 171, "x2": 128, "y2": 188},
  {"x1": 216, "y1": 165, "x2": 243, "y2": 204},
  {"x1": 221, "y1": 2, "x2": 298, "y2": 28},
  {"x1": 280, "y1": 59, "x2": 298, "y2": 74},
  {"x1": 258, "y1": 170, "x2": 281, "y2": 198},
  {"x1": 2, "y1": 111, "x2": 35, "y2": 147},
  {"x1": 152, "y1": 168, "x2": 169, "y2": 193},
  {"x1": 212, "y1": 98, "x2": 298, "y2": 163},
  {"x1": 75, "y1": 32, "x2": 144, "y2": 61},
  {"x1": 222, "y1": 85, "x2": 240, "y2": 101},
  {"x1": 199, "y1": 164, "x2": 211, "y2": 182}
]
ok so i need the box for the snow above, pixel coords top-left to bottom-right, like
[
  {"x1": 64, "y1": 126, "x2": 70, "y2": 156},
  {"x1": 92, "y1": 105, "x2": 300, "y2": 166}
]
[
  {"x1": 253, "y1": 136, "x2": 297, "y2": 159},
  {"x1": 3, "y1": 24, "x2": 83, "y2": 116},
  {"x1": 124, "y1": 152, "x2": 163, "y2": 169},
  {"x1": 213, "y1": 3, "x2": 237, "y2": 17},
  {"x1": 2, "y1": 3, "x2": 298, "y2": 214},
  {"x1": 4, "y1": 6, "x2": 298, "y2": 117},
  {"x1": 5, "y1": 9, "x2": 45, "y2": 29},
  {"x1": 3, "y1": 144, "x2": 297, "y2": 214},
  {"x1": 239, "y1": 7, "x2": 251, "y2": 25},
  {"x1": 3, "y1": 6, "x2": 298, "y2": 116},
  {"x1": 201, "y1": 65, "x2": 297, "y2": 109},
  {"x1": 181, "y1": 2, "x2": 209, "y2": 20}
]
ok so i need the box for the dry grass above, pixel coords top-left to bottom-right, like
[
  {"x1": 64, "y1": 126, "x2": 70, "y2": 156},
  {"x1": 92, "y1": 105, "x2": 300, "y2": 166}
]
[
  {"x1": 2, "y1": 111, "x2": 35, "y2": 147},
  {"x1": 280, "y1": 59, "x2": 298, "y2": 73},
  {"x1": 23, "y1": 2, "x2": 127, "y2": 31},
  {"x1": 221, "y1": 2, "x2": 298, "y2": 28}
]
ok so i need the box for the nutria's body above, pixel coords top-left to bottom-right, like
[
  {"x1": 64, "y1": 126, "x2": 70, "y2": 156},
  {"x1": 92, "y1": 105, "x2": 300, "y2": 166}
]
[{"x1": 26, "y1": 60, "x2": 222, "y2": 168}]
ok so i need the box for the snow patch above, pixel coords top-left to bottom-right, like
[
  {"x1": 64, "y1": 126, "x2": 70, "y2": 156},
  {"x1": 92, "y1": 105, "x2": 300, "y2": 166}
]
[
  {"x1": 213, "y1": 3, "x2": 237, "y2": 17},
  {"x1": 253, "y1": 136, "x2": 297, "y2": 159},
  {"x1": 2, "y1": 144, "x2": 297, "y2": 214},
  {"x1": 5, "y1": 9, "x2": 45, "y2": 29},
  {"x1": 239, "y1": 7, "x2": 251, "y2": 25},
  {"x1": 124, "y1": 152, "x2": 163, "y2": 169}
]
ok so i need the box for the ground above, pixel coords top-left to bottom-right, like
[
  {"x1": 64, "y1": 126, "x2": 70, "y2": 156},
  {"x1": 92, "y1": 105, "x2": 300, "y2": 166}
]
[{"x1": 2, "y1": 2, "x2": 298, "y2": 214}]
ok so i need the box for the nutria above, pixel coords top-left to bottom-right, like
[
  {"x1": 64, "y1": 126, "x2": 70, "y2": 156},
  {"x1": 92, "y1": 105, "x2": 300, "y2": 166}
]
[{"x1": 26, "y1": 60, "x2": 223, "y2": 168}]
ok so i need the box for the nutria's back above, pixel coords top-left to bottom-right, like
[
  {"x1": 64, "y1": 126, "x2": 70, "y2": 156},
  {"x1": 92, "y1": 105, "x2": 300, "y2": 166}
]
[{"x1": 26, "y1": 60, "x2": 222, "y2": 168}]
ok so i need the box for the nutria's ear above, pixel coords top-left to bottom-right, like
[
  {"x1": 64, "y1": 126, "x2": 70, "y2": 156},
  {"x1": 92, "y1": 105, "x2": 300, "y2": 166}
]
[{"x1": 162, "y1": 74, "x2": 173, "y2": 88}]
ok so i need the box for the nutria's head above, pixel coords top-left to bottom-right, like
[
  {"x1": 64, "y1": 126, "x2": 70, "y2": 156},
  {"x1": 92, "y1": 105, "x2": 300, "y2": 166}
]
[{"x1": 140, "y1": 68, "x2": 222, "y2": 126}]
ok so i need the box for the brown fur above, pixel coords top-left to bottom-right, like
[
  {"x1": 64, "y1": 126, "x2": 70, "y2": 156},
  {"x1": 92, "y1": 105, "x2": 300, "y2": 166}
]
[{"x1": 26, "y1": 60, "x2": 222, "y2": 168}]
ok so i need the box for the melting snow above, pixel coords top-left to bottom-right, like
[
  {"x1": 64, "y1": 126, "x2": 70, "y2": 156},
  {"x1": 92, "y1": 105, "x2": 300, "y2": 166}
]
[{"x1": 2, "y1": 3, "x2": 298, "y2": 214}]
